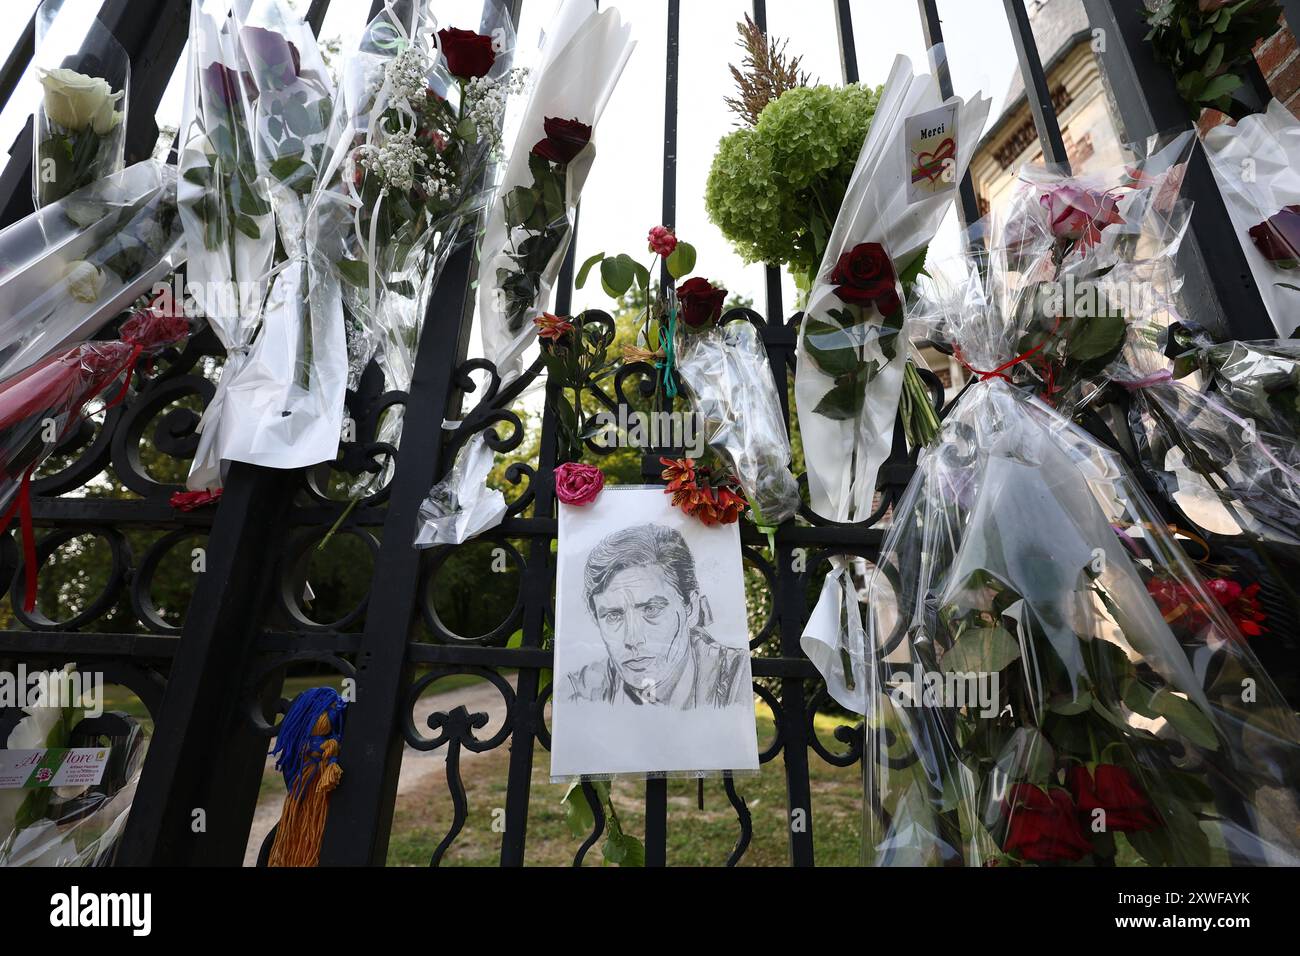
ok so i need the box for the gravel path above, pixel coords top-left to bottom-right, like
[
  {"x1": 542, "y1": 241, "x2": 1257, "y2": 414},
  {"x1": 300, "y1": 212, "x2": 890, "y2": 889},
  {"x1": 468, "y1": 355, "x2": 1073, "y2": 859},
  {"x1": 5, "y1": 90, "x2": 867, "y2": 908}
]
[{"x1": 243, "y1": 676, "x2": 515, "y2": 866}]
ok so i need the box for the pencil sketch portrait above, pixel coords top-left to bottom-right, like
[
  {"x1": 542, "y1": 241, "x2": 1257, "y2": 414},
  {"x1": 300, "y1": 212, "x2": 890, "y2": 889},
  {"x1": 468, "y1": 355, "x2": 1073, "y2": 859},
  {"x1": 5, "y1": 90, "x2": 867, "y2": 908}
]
[{"x1": 564, "y1": 522, "x2": 748, "y2": 709}]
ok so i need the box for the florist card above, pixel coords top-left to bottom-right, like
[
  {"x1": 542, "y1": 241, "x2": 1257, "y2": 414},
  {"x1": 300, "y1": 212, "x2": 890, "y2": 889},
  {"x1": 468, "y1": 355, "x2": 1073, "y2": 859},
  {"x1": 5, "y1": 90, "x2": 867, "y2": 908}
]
[
  {"x1": 905, "y1": 101, "x2": 959, "y2": 203},
  {"x1": 550, "y1": 486, "x2": 759, "y2": 781}
]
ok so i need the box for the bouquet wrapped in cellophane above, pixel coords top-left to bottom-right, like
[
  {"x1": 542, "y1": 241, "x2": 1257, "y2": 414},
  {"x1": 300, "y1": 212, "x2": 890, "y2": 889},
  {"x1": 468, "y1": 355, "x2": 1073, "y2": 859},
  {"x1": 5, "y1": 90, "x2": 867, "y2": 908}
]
[
  {"x1": 186, "y1": 0, "x2": 339, "y2": 490},
  {"x1": 0, "y1": 160, "x2": 181, "y2": 380},
  {"x1": 304, "y1": 0, "x2": 524, "y2": 499},
  {"x1": 855, "y1": 223, "x2": 1300, "y2": 866},
  {"x1": 31, "y1": 0, "x2": 128, "y2": 209},
  {"x1": 476, "y1": 0, "x2": 633, "y2": 385},
  {"x1": 179, "y1": 0, "x2": 277, "y2": 491},
  {"x1": 1170, "y1": 324, "x2": 1300, "y2": 440},
  {"x1": 1104, "y1": 319, "x2": 1300, "y2": 551},
  {"x1": 0, "y1": 308, "x2": 190, "y2": 610},
  {"x1": 795, "y1": 49, "x2": 990, "y2": 712},
  {"x1": 675, "y1": 318, "x2": 799, "y2": 525},
  {"x1": 0, "y1": 665, "x2": 148, "y2": 867},
  {"x1": 1202, "y1": 99, "x2": 1300, "y2": 337}
]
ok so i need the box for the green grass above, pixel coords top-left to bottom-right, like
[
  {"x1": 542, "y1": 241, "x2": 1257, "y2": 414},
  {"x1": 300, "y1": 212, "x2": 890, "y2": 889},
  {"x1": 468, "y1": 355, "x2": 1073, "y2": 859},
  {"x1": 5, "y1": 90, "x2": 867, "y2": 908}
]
[{"x1": 384, "y1": 704, "x2": 864, "y2": 867}]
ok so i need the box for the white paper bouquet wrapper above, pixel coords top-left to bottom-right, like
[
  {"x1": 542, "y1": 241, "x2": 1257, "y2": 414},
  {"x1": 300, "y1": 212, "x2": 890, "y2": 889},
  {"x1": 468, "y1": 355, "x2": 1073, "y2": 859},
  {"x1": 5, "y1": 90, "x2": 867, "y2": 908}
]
[
  {"x1": 413, "y1": 431, "x2": 507, "y2": 547},
  {"x1": 1203, "y1": 99, "x2": 1300, "y2": 337},
  {"x1": 0, "y1": 159, "x2": 181, "y2": 379},
  {"x1": 32, "y1": 0, "x2": 129, "y2": 209},
  {"x1": 476, "y1": 0, "x2": 633, "y2": 385},
  {"x1": 795, "y1": 51, "x2": 989, "y2": 712},
  {"x1": 676, "y1": 318, "x2": 799, "y2": 525},
  {"x1": 181, "y1": 0, "x2": 277, "y2": 491},
  {"x1": 186, "y1": 0, "x2": 340, "y2": 489},
  {"x1": 852, "y1": 238, "x2": 1300, "y2": 866}
]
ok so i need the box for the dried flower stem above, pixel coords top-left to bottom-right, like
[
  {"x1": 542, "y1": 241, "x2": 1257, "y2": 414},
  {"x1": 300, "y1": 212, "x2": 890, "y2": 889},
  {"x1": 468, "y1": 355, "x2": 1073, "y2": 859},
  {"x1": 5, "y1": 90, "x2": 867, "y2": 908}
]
[{"x1": 724, "y1": 14, "x2": 812, "y2": 127}]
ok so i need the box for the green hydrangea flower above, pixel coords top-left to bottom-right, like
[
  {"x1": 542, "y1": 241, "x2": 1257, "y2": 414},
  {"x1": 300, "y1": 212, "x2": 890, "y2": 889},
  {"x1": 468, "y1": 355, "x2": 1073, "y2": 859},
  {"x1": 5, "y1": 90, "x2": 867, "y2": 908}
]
[{"x1": 705, "y1": 83, "x2": 880, "y2": 284}]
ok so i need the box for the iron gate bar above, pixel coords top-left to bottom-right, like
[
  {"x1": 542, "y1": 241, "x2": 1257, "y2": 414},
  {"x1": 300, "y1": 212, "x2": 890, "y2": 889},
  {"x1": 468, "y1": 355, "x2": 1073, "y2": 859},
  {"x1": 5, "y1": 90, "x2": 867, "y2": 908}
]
[
  {"x1": 917, "y1": 0, "x2": 985, "y2": 233},
  {"x1": 1004, "y1": 0, "x2": 1069, "y2": 170},
  {"x1": 833, "y1": 0, "x2": 858, "y2": 85},
  {"x1": 116, "y1": 463, "x2": 298, "y2": 865},
  {"x1": 1082, "y1": 0, "x2": 1275, "y2": 341},
  {"x1": 0, "y1": 8, "x2": 36, "y2": 116},
  {"x1": 750, "y1": 0, "x2": 785, "y2": 325},
  {"x1": 318, "y1": 0, "x2": 525, "y2": 866}
]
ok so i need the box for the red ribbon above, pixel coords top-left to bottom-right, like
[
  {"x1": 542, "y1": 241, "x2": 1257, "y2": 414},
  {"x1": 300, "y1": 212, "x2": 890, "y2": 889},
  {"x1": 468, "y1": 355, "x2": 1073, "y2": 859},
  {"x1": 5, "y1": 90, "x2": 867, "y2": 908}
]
[
  {"x1": 0, "y1": 344, "x2": 149, "y2": 613},
  {"x1": 954, "y1": 318, "x2": 1063, "y2": 387},
  {"x1": 0, "y1": 469, "x2": 36, "y2": 612}
]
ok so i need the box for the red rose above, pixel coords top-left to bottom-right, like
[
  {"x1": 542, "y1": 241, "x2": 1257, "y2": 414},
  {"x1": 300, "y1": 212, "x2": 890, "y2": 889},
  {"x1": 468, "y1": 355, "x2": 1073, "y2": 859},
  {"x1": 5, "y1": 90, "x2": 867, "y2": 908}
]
[
  {"x1": 676, "y1": 277, "x2": 727, "y2": 328},
  {"x1": 1206, "y1": 577, "x2": 1268, "y2": 638},
  {"x1": 437, "y1": 27, "x2": 496, "y2": 80},
  {"x1": 1248, "y1": 205, "x2": 1300, "y2": 267},
  {"x1": 240, "y1": 25, "x2": 301, "y2": 90},
  {"x1": 829, "y1": 242, "x2": 901, "y2": 315},
  {"x1": 1067, "y1": 765, "x2": 1160, "y2": 833},
  {"x1": 554, "y1": 462, "x2": 604, "y2": 506},
  {"x1": 531, "y1": 116, "x2": 592, "y2": 165},
  {"x1": 1002, "y1": 784, "x2": 1094, "y2": 863}
]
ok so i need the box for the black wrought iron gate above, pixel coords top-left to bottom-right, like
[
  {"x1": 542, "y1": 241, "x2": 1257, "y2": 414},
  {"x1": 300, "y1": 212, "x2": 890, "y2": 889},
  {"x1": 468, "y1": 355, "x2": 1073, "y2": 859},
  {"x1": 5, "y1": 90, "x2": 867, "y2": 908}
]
[{"x1": 0, "y1": 0, "x2": 1282, "y2": 866}]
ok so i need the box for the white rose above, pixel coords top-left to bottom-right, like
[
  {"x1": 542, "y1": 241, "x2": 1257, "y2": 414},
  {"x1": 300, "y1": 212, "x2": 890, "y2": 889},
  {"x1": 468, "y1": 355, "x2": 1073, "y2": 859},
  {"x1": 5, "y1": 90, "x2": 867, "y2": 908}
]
[
  {"x1": 63, "y1": 260, "x2": 104, "y2": 303},
  {"x1": 38, "y1": 68, "x2": 123, "y2": 134}
]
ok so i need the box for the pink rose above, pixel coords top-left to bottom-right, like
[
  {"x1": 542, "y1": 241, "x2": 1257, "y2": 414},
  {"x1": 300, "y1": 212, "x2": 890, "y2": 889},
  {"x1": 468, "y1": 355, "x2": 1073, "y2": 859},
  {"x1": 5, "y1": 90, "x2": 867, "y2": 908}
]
[
  {"x1": 554, "y1": 462, "x2": 604, "y2": 505},
  {"x1": 1039, "y1": 184, "x2": 1122, "y2": 245}
]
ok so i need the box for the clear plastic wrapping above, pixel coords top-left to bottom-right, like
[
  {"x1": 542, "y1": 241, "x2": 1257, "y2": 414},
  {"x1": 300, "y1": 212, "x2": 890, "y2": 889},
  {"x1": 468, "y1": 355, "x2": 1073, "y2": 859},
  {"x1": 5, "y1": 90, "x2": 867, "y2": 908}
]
[
  {"x1": 185, "y1": 0, "x2": 341, "y2": 489},
  {"x1": 0, "y1": 669, "x2": 148, "y2": 867},
  {"x1": 476, "y1": 0, "x2": 634, "y2": 384},
  {"x1": 305, "y1": 0, "x2": 522, "y2": 499},
  {"x1": 1203, "y1": 99, "x2": 1300, "y2": 337},
  {"x1": 1111, "y1": 322, "x2": 1300, "y2": 549},
  {"x1": 179, "y1": 0, "x2": 276, "y2": 490},
  {"x1": 856, "y1": 231, "x2": 1300, "y2": 867},
  {"x1": 32, "y1": 0, "x2": 129, "y2": 209},
  {"x1": 413, "y1": 431, "x2": 507, "y2": 547},
  {"x1": 675, "y1": 318, "x2": 798, "y2": 525},
  {"x1": 0, "y1": 160, "x2": 181, "y2": 381},
  {"x1": 1179, "y1": 330, "x2": 1300, "y2": 440}
]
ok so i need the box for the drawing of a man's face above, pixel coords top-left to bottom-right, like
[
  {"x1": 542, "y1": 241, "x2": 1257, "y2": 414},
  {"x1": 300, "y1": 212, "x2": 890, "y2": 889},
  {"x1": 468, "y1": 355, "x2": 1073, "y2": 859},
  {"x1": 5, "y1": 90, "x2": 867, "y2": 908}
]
[
  {"x1": 591, "y1": 563, "x2": 700, "y2": 692},
  {"x1": 584, "y1": 523, "x2": 706, "y2": 701}
]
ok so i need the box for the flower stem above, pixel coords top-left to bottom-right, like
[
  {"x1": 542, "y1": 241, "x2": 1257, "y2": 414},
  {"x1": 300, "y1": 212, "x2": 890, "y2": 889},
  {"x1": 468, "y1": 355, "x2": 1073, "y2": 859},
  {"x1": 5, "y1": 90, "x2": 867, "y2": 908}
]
[{"x1": 900, "y1": 359, "x2": 942, "y2": 450}]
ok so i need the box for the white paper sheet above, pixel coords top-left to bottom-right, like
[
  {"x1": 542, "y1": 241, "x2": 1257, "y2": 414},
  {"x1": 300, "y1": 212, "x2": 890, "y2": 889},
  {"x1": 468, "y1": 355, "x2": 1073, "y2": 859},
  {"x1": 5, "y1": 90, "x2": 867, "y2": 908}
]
[{"x1": 550, "y1": 487, "x2": 758, "y2": 781}]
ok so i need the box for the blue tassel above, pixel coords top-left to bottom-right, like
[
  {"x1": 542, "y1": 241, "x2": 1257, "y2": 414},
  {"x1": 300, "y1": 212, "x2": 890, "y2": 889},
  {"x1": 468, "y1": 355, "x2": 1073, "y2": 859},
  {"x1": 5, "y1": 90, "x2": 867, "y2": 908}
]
[{"x1": 270, "y1": 687, "x2": 347, "y2": 798}]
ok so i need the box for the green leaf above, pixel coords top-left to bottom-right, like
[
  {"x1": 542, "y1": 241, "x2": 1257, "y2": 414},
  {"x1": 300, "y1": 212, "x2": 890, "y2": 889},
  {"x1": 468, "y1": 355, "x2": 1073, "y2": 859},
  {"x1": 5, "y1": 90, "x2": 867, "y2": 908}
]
[
  {"x1": 599, "y1": 255, "x2": 635, "y2": 297},
  {"x1": 1204, "y1": 41, "x2": 1225, "y2": 75},
  {"x1": 813, "y1": 376, "x2": 866, "y2": 420},
  {"x1": 575, "y1": 251, "x2": 605, "y2": 289},
  {"x1": 895, "y1": 248, "x2": 929, "y2": 294},
  {"x1": 233, "y1": 214, "x2": 262, "y2": 240},
  {"x1": 1149, "y1": 687, "x2": 1220, "y2": 750},
  {"x1": 337, "y1": 257, "x2": 371, "y2": 287},
  {"x1": 1047, "y1": 689, "x2": 1093, "y2": 716},
  {"x1": 803, "y1": 318, "x2": 864, "y2": 377},
  {"x1": 941, "y1": 625, "x2": 1021, "y2": 674},
  {"x1": 1199, "y1": 72, "x2": 1242, "y2": 102},
  {"x1": 665, "y1": 240, "x2": 696, "y2": 278},
  {"x1": 996, "y1": 726, "x2": 1055, "y2": 785},
  {"x1": 1067, "y1": 313, "x2": 1126, "y2": 363},
  {"x1": 561, "y1": 782, "x2": 595, "y2": 839}
]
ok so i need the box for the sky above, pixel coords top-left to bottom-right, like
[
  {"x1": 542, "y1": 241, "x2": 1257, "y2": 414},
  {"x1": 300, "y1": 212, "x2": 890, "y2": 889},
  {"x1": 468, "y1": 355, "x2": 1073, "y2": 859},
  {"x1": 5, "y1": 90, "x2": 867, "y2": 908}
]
[{"x1": 0, "y1": 0, "x2": 1022, "y2": 332}]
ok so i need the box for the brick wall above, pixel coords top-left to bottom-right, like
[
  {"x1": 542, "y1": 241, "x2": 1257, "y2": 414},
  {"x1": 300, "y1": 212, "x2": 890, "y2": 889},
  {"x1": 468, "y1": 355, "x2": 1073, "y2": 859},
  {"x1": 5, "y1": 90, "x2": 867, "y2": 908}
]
[{"x1": 1255, "y1": 15, "x2": 1300, "y2": 116}]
